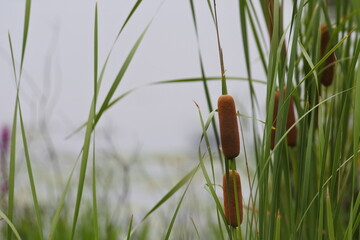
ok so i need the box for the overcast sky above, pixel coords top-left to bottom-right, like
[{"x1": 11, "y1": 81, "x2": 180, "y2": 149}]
[{"x1": 0, "y1": 0, "x2": 271, "y2": 155}]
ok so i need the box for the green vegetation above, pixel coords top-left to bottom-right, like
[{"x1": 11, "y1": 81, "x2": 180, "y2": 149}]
[{"x1": 1, "y1": 0, "x2": 360, "y2": 239}]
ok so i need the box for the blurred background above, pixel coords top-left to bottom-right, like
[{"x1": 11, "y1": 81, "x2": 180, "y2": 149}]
[
  {"x1": 0, "y1": 0, "x2": 271, "y2": 154},
  {"x1": 0, "y1": 0, "x2": 301, "y2": 238}
]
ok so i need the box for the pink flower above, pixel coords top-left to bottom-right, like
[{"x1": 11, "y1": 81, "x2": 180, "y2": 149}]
[
  {"x1": 0, "y1": 126, "x2": 10, "y2": 153},
  {"x1": 1, "y1": 181, "x2": 8, "y2": 193}
]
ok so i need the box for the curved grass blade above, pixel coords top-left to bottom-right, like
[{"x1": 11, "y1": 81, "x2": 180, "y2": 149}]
[
  {"x1": 325, "y1": 189, "x2": 335, "y2": 240},
  {"x1": 164, "y1": 167, "x2": 197, "y2": 240},
  {"x1": 48, "y1": 151, "x2": 81, "y2": 240},
  {"x1": 126, "y1": 216, "x2": 133, "y2": 240},
  {"x1": 190, "y1": 217, "x2": 200, "y2": 239},
  {"x1": 93, "y1": 24, "x2": 150, "y2": 127},
  {"x1": 71, "y1": 17, "x2": 152, "y2": 240},
  {"x1": 7, "y1": 0, "x2": 33, "y2": 236},
  {"x1": 7, "y1": 101, "x2": 18, "y2": 240},
  {"x1": 19, "y1": 0, "x2": 32, "y2": 77},
  {"x1": 0, "y1": 210, "x2": 22, "y2": 240},
  {"x1": 239, "y1": 0, "x2": 259, "y2": 107},
  {"x1": 124, "y1": 164, "x2": 200, "y2": 239},
  {"x1": 92, "y1": 2, "x2": 99, "y2": 240},
  {"x1": 196, "y1": 105, "x2": 231, "y2": 237},
  {"x1": 18, "y1": 105, "x2": 44, "y2": 240},
  {"x1": 296, "y1": 149, "x2": 360, "y2": 233},
  {"x1": 298, "y1": 32, "x2": 350, "y2": 88},
  {"x1": 212, "y1": 0, "x2": 228, "y2": 95},
  {"x1": 142, "y1": 164, "x2": 200, "y2": 221},
  {"x1": 274, "y1": 211, "x2": 281, "y2": 240},
  {"x1": 65, "y1": 76, "x2": 266, "y2": 140},
  {"x1": 189, "y1": 0, "x2": 224, "y2": 173},
  {"x1": 7, "y1": 33, "x2": 18, "y2": 240},
  {"x1": 70, "y1": 91, "x2": 96, "y2": 240}
]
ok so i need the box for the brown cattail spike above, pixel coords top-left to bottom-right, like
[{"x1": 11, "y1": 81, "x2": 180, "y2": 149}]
[
  {"x1": 320, "y1": 24, "x2": 336, "y2": 86},
  {"x1": 223, "y1": 170, "x2": 243, "y2": 227},
  {"x1": 218, "y1": 95, "x2": 240, "y2": 159},
  {"x1": 286, "y1": 94, "x2": 297, "y2": 147},
  {"x1": 270, "y1": 88, "x2": 297, "y2": 149}
]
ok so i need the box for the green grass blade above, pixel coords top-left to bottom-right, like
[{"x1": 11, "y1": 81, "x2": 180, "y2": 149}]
[
  {"x1": 299, "y1": 32, "x2": 350, "y2": 86},
  {"x1": 65, "y1": 75, "x2": 266, "y2": 140},
  {"x1": 71, "y1": 12, "x2": 153, "y2": 240},
  {"x1": 96, "y1": 0, "x2": 143, "y2": 92},
  {"x1": 124, "y1": 164, "x2": 200, "y2": 239},
  {"x1": 118, "y1": 0, "x2": 142, "y2": 36},
  {"x1": 94, "y1": 25, "x2": 150, "y2": 127},
  {"x1": 126, "y1": 216, "x2": 133, "y2": 240},
  {"x1": 212, "y1": 0, "x2": 227, "y2": 95},
  {"x1": 92, "y1": 2, "x2": 99, "y2": 240},
  {"x1": 190, "y1": 217, "x2": 201, "y2": 239},
  {"x1": 7, "y1": 101, "x2": 18, "y2": 240},
  {"x1": 19, "y1": 0, "x2": 32, "y2": 77},
  {"x1": 239, "y1": 0, "x2": 258, "y2": 107},
  {"x1": 189, "y1": 0, "x2": 224, "y2": 174},
  {"x1": 298, "y1": 40, "x2": 318, "y2": 85},
  {"x1": 48, "y1": 151, "x2": 81, "y2": 240},
  {"x1": 8, "y1": 33, "x2": 18, "y2": 84},
  {"x1": 274, "y1": 211, "x2": 281, "y2": 240},
  {"x1": 70, "y1": 101, "x2": 96, "y2": 240},
  {"x1": 0, "y1": 210, "x2": 22, "y2": 240},
  {"x1": 154, "y1": 76, "x2": 266, "y2": 85},
  {"x1": 18, "y1": 105, "x2": 44, "y2": 240},
  {"x1": 325, "y1": 189, "x2": 335, "y2": 240},
  {"x1": 196, "y1": 105, "x2": 231, "y2": 237},
  {"x1": 142, "y1": 164, "x2": 200, "y2": 221},
  {"x1": 164, "y1": 168, "x2": 196, "y2": 240},
  {"x1": 7, "y1": 32, "x2": 19, "y2": 240}
]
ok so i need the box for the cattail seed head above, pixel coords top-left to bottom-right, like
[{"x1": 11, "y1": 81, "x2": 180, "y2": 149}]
[
  {"x1": 223, "y1": 170, "x2": 243, "y2": 227},
  {"x1": 218, "y1": 95, "x2": 240, "y2": 159},
  {"x1": 270, "y1": 89, "x2": 297, "y2": 149},
  {"x1": 320, "y1": 24, "x2": 336, "y2": 86}
]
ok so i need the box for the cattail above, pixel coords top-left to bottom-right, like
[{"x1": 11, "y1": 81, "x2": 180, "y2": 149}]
[
  {"x1": 270, "y1": 89, "x2": 297, "y2": 149},
  {"x1": 223, "y1": 170, "x2": 243, "y2": 227},
  {"x1": 320, "y1": 24, "x2": 336, "y2": 86},
  {"x1": 218, "y1": 95, "x2": 240, "y2": 159}
]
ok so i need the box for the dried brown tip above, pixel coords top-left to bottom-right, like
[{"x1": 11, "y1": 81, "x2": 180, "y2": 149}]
[
  {"x1": 320, "y1": 24, "x2": 336, "y2": 87},
  {"x1": 270, "y1": 89, "x2": 297, "y2": 149},
  {"x1": 223, "y1": 170, "x2": 243, "y2": 227},
  {"x1": 218, "y1": 95, "x2": 240, "y2": 159}
]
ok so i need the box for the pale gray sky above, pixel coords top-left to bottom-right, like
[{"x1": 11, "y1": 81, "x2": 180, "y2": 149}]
[{"x1": 0, "y1": 0, "x2": 269, "y2": 154}]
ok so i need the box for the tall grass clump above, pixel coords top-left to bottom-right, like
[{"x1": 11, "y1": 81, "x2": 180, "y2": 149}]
[
  {"x1": 194, "y1": 0, "x2": 360, "y2": 239},
  {"x1": 2, "y1": 0, "x2": 360, "y2": 239}
]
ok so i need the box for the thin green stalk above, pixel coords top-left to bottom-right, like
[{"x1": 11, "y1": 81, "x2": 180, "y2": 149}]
[
  {"x1": 92, "y1": 3, "x2": 99, "y2": 240},
  {"x1": 212, "y1": 0, "x2": 227, "y2": 95}
]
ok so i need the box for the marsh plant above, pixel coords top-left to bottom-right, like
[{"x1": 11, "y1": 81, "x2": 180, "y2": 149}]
[{"x1": 1, "y1": 0, "x2": 360, "y2": 239}]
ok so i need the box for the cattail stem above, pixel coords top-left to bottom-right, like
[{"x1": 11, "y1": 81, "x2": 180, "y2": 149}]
[
  {"x1": 213, "y1": 0, "x2": 227, "y2": 95},
  {"x1": 218, "y1": 95, "x2": 240, "y2": 159}
]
